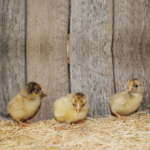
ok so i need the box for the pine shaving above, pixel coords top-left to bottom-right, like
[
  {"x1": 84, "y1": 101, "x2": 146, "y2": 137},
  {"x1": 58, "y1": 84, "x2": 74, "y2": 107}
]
[{"x1": 0, "y1": 111, "x2": 150, "y2": 150}]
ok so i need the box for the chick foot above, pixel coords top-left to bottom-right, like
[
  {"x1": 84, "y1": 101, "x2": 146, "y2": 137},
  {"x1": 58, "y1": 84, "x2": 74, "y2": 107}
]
[
  {"x1": 76, "y1": 120, "x2": 86, "y2": 124},
  {"x1": 26, "y1": 117, "x2": 35, "y2": 124},
  {"x1": 55, "y1": 120, "x2": 65, "y2": 130},
  {"x1": 114, "y1": 112, "x2": 127, "y2": 121},
  {"x1": 55, "y1": 126, "x2": 65, "y2": 130},
  {"x1": 18, "y1": 121, "x2": 28, "y2": 127}
]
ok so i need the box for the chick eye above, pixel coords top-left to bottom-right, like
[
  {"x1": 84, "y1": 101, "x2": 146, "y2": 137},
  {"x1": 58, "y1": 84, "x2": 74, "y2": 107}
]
[
  {"x1": 83, "y1": 104, "x2": 85, "y2": 107},
  {"x1": 73, "y1": 103, "x2": 75, "y2": 106},
  {"x1": 135, "y1": 85, "x2": 138, "y2": 88},
  {"x1": 36, "y1": 89, "x2": 40, "y2": 92}
]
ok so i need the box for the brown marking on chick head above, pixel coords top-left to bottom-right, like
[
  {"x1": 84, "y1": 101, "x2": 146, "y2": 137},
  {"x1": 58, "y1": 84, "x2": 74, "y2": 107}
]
[
  {"x1": 127, "y1": 78, "x2": 143, "y2": 92},
  {"x1": 26, "y1": 82, "x2": 43, "y2": 95},
  {"x1": 72, "y1": 93, "x2": 87, "y2": 112},
  {"x1": 127, "y1": 79, "x2": 135, "y2": 91}
]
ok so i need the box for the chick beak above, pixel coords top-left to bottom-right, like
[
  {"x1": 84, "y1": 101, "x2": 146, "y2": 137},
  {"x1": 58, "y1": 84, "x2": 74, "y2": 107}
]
[
  {"x1": 41, "y1": 89, "x2": 46, "y2": 93},
  {"x1": 129, "y1": 85, "x2": 133, "y2": 91},
  {"x1": 76, "y1": 108, "x2": 81, "y2": 112},
  {"x1": 76, "y1": 103, "x2": 81, "y2": 112}
]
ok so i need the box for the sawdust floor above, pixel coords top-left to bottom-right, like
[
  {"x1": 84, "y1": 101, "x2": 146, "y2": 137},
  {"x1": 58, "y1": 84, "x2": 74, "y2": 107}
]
[{"x1": 0, "y1": 111, "x2": 150, "y2": 150}]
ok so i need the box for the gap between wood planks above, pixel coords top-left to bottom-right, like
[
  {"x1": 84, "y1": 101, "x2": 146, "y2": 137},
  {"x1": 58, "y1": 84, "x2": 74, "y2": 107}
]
[
  {"x1": 67, "y1": 0, "x2": 71, "y2": 93},
  {"x1": 111, "y1": 0, "x2": 116, "y2": 93}
]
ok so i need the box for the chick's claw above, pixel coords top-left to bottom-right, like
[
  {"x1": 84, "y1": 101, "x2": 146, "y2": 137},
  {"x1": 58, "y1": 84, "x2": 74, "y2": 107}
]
[
  {"x1": 19, "y1": 121, "x2": 28, "y2": 127},
  {"x1": 54, "y1": 120, "x2": 65, "y2": 130},
  {"x1": 26, "y1": 117, "x2": 35, "y2": 123},
  {"x1": 114, "y1": 112, "x2": 128, "y2": 121},
  {"x1": 55, "y1": 126, "x2": 65, "y2": 130},
  {"x1": 119, "y1": 116, "x2": 128, "y2": 121},
  {"x1": 117, "y1": 115, "x2": 128, "y2": 121}
]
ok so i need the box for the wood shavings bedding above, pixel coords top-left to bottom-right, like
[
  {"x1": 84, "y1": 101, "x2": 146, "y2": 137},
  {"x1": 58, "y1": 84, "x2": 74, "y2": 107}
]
[{"x1": 0, "y1": 111, "x2": 150, "y2": 150}]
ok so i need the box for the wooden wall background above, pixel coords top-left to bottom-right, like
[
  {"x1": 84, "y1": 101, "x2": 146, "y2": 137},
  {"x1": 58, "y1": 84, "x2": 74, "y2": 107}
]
[
  {"x1": 0, "y1": 0, "x2": 150, "y2": 120},
  {"x1": 27, "y1": 0, "x2": 69, "y2": 121},
  {"x1": 0, "y1": 0, "x2": 25, "y2": 117},
  {"x1": 69, "y1": 0, "x2": 114, "y2": 117},
  {"x1": 113, "y1": 0, "x2": 150, "y2": 110}
]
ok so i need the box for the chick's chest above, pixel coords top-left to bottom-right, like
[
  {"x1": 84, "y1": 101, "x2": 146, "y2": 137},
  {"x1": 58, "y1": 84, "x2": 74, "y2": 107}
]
[{"x1": 24, "y1": 97, "x2": 41, "y2": 113}]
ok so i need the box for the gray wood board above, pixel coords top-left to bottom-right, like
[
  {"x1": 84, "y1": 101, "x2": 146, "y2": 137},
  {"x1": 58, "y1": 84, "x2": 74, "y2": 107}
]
[
  {"x1": 0, "y1": 0, "x2": 25, "y2": 116},
  {"x1": 27, "y1": 0, "x2": 69, "y2": 121},
  {"x1": 69, "y1": 0, "x2": 115, "y2": 117},
  {"x1": 113, "y1": 0, "x2": 150, "y2": 110}
]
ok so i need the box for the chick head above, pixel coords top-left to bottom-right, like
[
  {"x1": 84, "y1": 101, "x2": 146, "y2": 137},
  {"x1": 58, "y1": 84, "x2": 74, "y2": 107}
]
[
  {"x1": 26, "y1": 82, "x2": 46, "y2": 97},
  {"x1": 127, "y1": 78, "x2": 145, "y2": 94},
  {"x1": 71, "y1": 93, "x2": 87, "y2": 112}
]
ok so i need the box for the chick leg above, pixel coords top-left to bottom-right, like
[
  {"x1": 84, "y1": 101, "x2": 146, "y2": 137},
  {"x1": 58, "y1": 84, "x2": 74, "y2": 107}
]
[
  {"x1": 19, "y1": 121, "x2": 28, "y2": 127},
  {"x1": 55, "y1": 120, "x2": 65, "y2": 130},
  {"x1": 26, "y1": 116, "x2": 35, "y2": 124},
  {"x1": 114, "y1": 112, "x2": 127, "y2": 121},
  {"x1": 15, "y1": 119, "x2": 28, "y2": 127}
]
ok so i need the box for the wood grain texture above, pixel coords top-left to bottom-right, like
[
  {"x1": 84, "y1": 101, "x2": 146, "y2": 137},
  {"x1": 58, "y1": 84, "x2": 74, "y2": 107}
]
[
  {"x1": 0, "y1": 0, "x2": 25, "y2": 116},
  {"x1": 113, "y1": 0, "x2": 150, "y2": 110},
  {"x1": 69, "y1": 0, "x2": 114, "y2": 117},
  {"x1": 27, "y1": 0, "x2": 69, "y2": 121}
]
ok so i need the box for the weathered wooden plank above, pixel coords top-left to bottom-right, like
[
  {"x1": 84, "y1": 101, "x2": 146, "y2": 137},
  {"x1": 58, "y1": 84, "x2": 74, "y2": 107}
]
[
  {"x1": 69, "y1": 0, "x2": 114, "y2": 117},
  {"x1": 27, "y1": 0, "x2": 69, "y2": 121},
  {"x1": 113, "y1": 0, "x2": 150, "y2": 110},
  {"x1": 0, "y1": 0, "x2": 25, "y2": 117}
]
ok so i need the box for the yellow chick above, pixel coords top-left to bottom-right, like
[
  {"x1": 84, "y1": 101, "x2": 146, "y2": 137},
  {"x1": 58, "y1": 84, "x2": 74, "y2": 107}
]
[
  {"x1": 7, "y1": 82, "x2": 46, "y2": 126},
  {"x1": 109, "y1": 78, "x2": 146, "y2": 120},
  {"x1": 54, "y1": 93, "x2": 89, "y2": 124}
]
